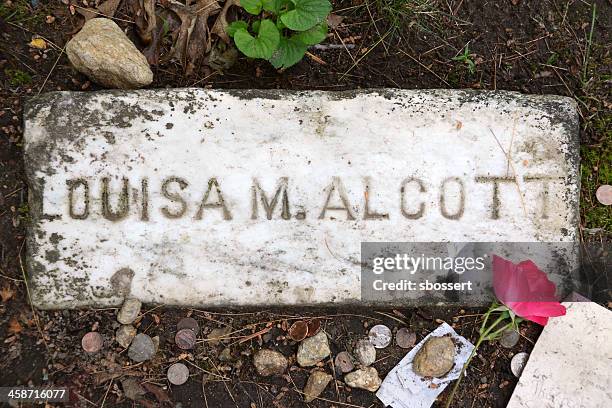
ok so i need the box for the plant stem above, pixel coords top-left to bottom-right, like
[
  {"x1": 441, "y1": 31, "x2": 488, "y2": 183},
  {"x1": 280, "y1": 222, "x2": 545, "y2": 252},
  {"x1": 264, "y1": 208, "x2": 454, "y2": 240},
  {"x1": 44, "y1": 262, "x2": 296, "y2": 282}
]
[{"x1": 443, "y1": 315, "x2": 511, "y2": 408}]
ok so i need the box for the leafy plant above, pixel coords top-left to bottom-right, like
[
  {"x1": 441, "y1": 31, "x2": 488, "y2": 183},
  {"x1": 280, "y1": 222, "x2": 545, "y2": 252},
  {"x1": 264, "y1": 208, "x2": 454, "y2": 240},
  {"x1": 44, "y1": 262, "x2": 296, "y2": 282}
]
[
  {"x1": 452, "y1": 44, "x2": 476, "y2": 75},
  {"x1": 4, "y1": 69, "x2": 32, "y2": 86},
  {"x1": 228, "y1": 0, "x2": 331, "y2": 69}
]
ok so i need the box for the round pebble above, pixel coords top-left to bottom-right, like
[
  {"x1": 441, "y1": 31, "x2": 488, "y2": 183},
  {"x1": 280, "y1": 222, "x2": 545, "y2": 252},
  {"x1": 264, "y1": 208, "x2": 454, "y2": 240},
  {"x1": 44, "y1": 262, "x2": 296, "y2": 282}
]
[
  {"x1": 175, "y1": 328, "x2": 197, "y2": 350},
  {"x1": 167, "y1": 363, "x2": 190, "y2": 385},
  {"x1": 128, "y1": 333, "x2": 156, "y2": 362},
  {"x1": 116, "y1": 325, "x2": 137, "y2": 348},
  {"x1": 335, "y1": 351, "x2": 354, "y2": 373},
  {"x1": 354, "y1": 338, "x2": 376, "y2": 366},
  {"x1": 596, "y1": 185, "x2": 612, "y2": 205},
  {"x1": 82, "y1": 332, "x2": 103, "y2": 353},
  {"x1": 177, "y1": 317, "x2": 199, "y2": 334},
  {"x1": 511, "y1": 352, "x2": 529, "y2": 377},
  {"x1": 395, "y1": 328, "x2": 417, "y2": 349},
  {"x1": 368, "y1": 324, "x2": 392, "y2": 348},
  {"x1": 499, "y1": 329, "x2": 520, "y2": 349},
  {"x1": 117, "y1": 298, "x2": 142, "y2": 325}
]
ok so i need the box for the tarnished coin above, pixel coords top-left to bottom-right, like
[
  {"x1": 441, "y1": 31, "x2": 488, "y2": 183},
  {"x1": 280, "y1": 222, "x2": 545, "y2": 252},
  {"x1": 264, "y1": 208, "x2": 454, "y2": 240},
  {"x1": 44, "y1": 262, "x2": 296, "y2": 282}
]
[
  {"x1": 596, "y1": 185, "x2": 612, "y2": 205},
  {"x1": 288, "y1": 321, "x2": 308, "y2": 341},
  {"x1": 499, "y1": 329, "x2": 520, "y2": 349},
  {"x1": 368, "y1": 324, "x2": 392, "y2": 348},
  {"x1": 167, "y1": 363, "x2": 190, "y2": 385},
  {"x1": 395, "y1": 328, "x2": 417, "y2": 349},
  {"x1": 175, "y1": 328, "x2": 197, "y2": 350},
  {"x1": 177, "y1": 317, "x2": 199, "y2": 334},
  {"x1": 334, "y1": 351, "x2": 354, "y2": 373},
  {"x1": 511, "y1": 352, "x2": 529, "y2": 377},
  {"x1": 82, "y1": 332, "x2": 103, "y2": 353}
]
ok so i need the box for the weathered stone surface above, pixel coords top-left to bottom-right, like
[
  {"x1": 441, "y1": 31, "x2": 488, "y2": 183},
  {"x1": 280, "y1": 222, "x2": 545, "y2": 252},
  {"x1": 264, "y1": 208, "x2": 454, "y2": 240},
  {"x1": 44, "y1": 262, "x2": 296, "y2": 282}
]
[
  {"x1": 66, "y1": 18, "x2": 153, "y2": 89},
  {"x1": 128, "y1": 333, "x2": 155, "y2": 362},
  {"x1": 354, "y1": 338, "x2": 376, "y2": 367},
  {"x1": 253, "y1": 349, "x2": 288, "y2": 376},
  {"x1": 412, "y1": 336, "x2": 456, "y2": 378},
  {"x1": 23, "y1": 89, "x2": 580, "y2": 308},
  {"x1": 115, "y1": 324, "x2": 137, "y2": 348},
  {"x1": 297, "y1": 331, "x2": 331, "y2": 367},
  {"x1": 344, "y1": 367, "x2": 382, "y2": 392},
  {"x1": 303, "y1": 370, "x2": 332, "y2": 402},
  {"x1": 117, "y1": 298, "x2": 141, "y2": 324}
]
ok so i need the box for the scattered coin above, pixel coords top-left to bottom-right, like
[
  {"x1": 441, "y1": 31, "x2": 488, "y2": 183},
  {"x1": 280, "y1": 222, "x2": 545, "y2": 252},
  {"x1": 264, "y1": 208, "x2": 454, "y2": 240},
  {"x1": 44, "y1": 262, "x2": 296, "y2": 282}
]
[
  {"x1": 82, "y1": 332, "x2": 103, "y2": 353},
  {"x1": 596, "y1": 185, "x2": 612, "y2": 206},
  {"x1": 177, "y1": 317, "x2": 199, "y2": 334},
  {"x1": 167, "y1": 363, "x2": 190, "y2": 385},
  {"x1": 368, "y1": 324, "x2": 392, "y2": 348},
  {"x1": 306, "y1": 318, "x2": 321, "y2": 337},
  {"x1": 335, "y1": 351, "x2": 354, "y2": 373},
  {"x1": 511, "y1": 352, "x2": 529, "y2": 377},
  {"x1": 288, "y1": 321, "x2": 308, "y2": 341},
  {"x1": 175, "y1": 328, "x2": 197, "y2": 350},
  {"x1": 395, "y1": 328, "x2": 417, "y2": 349},
  {"x1": 499, "y1": 329, "x2": 520, "y2": 349}
]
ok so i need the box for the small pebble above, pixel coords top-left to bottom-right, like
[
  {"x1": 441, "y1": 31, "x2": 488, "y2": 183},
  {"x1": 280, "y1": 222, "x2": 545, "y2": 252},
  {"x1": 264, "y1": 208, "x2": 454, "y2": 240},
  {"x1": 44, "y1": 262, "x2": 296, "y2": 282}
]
[
  {"x1": 167, "y1": 363, "x2": 190, "y2": 385},
  {"x1": 511, "y1": 352, "x2": 529, "y2": 377},
  {"x1": 395, "y1": 328, "x2": 417, "y2": 349},
  {"x1": 177, "y1": 317, "x2": 199, "y2": 334},
  {"x1": 117, "y1": 298, "x2": 141, "y2": 325},
  {"x1": 335, "y1": 351, "x2": 354, "y2": 373},
  {"x1": 175, "y1": 328, "x2": 197, "y2": 350},
  {"x1": 499, "y1": 329, "x2": 520, "y2": 349},
  {"x1": 596, "y1": 185, "x2": 612, "y2": 205},
  {"x1": 354, "y1": 338, "x2": 376, "y2": 367},
  {"x1": 82, "y1": 332, "x2": 103, "y2": 353},
  {"x1": 128, "y1": 333, "x2": 156, "y2": 362},
  {"x1": 368, "y1": 324, "x2": 392, "y2": 348},
  {"x1": 116, "y1": 325, "x2": 137, "y2": 348}
]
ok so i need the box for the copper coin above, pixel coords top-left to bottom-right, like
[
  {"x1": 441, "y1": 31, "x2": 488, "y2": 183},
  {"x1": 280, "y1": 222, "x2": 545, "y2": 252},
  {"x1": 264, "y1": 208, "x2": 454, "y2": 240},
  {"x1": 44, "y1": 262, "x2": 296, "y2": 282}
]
[
  {"x1": 395, "y1": 328, "x2": 417, "y2": 349},
  {"x1": 306, "y1": 318, "x2": 321, "y2": 337},
  {"x1": 82, "y1": 332, "x2": 103, "y2": 353},
  {"x1": 167, "y1": 363, "x2": 190, "y2": 385},
  {"x1": 175, "y1": 328, "x2": 196, "y2": 350},
  {"x1": 288, "y1": 321, "x2": 308, "y2": 341},
  {"x1": 596, "y1": 185, "x2": 612, "y2": 206},
  {"x1": 177, "y1": 317, "x2": 199, "y2": 334}
]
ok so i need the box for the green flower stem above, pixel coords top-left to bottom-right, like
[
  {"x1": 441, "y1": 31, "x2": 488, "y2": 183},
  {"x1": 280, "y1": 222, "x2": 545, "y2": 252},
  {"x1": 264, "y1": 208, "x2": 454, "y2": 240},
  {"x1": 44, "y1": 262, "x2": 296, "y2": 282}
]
[{"x1": 444, "y1": 314, "x2": 514, "y2": 408}]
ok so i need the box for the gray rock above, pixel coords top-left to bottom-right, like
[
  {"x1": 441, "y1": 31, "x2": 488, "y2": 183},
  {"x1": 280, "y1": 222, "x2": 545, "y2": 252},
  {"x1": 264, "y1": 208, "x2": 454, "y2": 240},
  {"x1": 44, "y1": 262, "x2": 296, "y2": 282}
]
[
  {"x1": 115, "y1": 325, "x2": 137, "y2": 348},
  {"x1": 412, "y1": 336, "x2": 455, "y2": 378},
  {"x1": 66, "y1": 18, "x2": 153, "y2": 89},
  {"x1": 344, "y1": 367, "x2": 382, "y2": 392},
  {"x1": 354, "y1": 338, "x2": 376, "y2": 367},
  {"x1": 117, "y1": 298, "x2": 141, "y2": 325},
  {"x1": 253, "y1": 349, "x2": 288, "y2": 376},
  {"x1": 303, "y1": 370, "x2": 332, "y2": 402},
  {"x1": 297, "y1": 331, "x2": 331, "y2": 367},
  {"x1": 128, "y1": 333, "x2": 156, "y2": 362},
  {"x1": 207, "y1": 326, "x2": 232, "y2": 345}
]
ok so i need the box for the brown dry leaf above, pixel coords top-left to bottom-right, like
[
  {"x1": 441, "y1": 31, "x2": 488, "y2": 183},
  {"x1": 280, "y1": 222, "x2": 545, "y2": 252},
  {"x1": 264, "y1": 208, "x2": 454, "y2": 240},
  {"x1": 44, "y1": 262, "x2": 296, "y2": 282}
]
[
  {"x1": 161, "y1": 0, "x2": 221, "y2": 74},
  {"x1": 1, "y1": 286, "x2": 14, "y2": 303},
  {"x1": 327, "y1": 13, "x2": 344, "y2": 29},
  {"x1": 128, "y1": 0, "x2": 160, "y2": 64},
  {"x1": 211, "y1": 0, "x2": 238, "y2": 44},
  {"x1": 97, "y1": 0, "x2": 122, "y2": 17},
  {"x1": 8, "y1": 317, "x2": 22, "y2": 335},
  {"x1": 142, "y1": 383, "x2": 171, "y2": 404}
]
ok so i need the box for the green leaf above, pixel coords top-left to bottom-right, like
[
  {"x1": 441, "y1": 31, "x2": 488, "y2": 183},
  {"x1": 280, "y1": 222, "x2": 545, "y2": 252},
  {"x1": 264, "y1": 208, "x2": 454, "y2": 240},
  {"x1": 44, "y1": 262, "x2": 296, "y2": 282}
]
[
  {"x1": 234, "y1": 19, "x2": 280, "y2": 59},
  {"x1": 292, "y1": 21, "x2": 327, "y2": 45},
  {"x1": 252, "y1": 20, "x2": 261, "y2": 33},
  {"x1": 268, "y1": 36, "x2": 308, "y2": 68},
  {"x1": 262, "y1": 0, "x2": 282, "y2": 13},
  {"x1": 227, "y1": 21, "x2": 248, "y2": 37},
  {"x1": 280, "y1": 0, "x2": 332, "y2": 31},
  {"x1": 241, "y1": 0, "x2": 264, "y2": 15}
]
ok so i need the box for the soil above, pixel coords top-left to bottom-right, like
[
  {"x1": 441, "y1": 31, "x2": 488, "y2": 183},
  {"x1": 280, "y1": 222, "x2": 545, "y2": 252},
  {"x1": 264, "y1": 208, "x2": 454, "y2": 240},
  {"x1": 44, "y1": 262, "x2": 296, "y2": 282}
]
[{"x1": 0, "y1": 0, "x2": 610, "y2": 407}]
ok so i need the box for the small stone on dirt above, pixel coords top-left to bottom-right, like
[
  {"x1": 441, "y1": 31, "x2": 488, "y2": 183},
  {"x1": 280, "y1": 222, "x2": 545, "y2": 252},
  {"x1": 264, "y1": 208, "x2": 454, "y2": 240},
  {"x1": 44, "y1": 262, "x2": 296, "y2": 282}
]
[
  {"x1": 167, "y1": 363, "x2": 190, "y2": 385},
  {"x1": 81, "y1": 331, "x2": 103, "y2": 353},
  {"x1": 297, "y1": 331, "x2": 331, "y2": 367},
  {"x1": 65, "y1": 18, "x2": 153, "y2": 89},
  {"x1": 344, "y1": 367, "x2": 382, "y2": 392},
  {"x1": 354, "y1": 338, "x2": 376, "y2": 367},
  {"x1": 117, "y1": 298, "x2": 141, "y2": 325},
  {"x1": 303, "y1": 370, "x2": 332, "y2": 402},
  {"x1": 115, "y1": 324, "x2": 137, "y2": 348},
  {"x1": 396, "y1": 328, "x2": 417, "y2": 349},
  {"x1": 253, "y1": 349, "x2": 288, "y2": 376},
  {"x1": 128, "y1": 333, "x2": 156, "y2": 362},
  {"x1": 412, "y1": 336, "x2": 456, "y2": 378},
  {"x1": 121, "y1": 377, "x2": 145, "y2": 401},
  {"x1": 335, "y1": 351, "x2": 354, "y2": 373},
  {"x1": 219, "y1": 347, "x2": 233, "y2": 362},
  {"x1": 499, "y1": 329, "x2": 520, "y2": 349},
  {"x1": 175, "y1": 328, "x2": 196, "y2": 350},
  {"x1": 207, "y1": 326, "x2": 231, "y2": 345},
  {"x1": 368, "y1": 324, "x2": 392, "y2": 348}
]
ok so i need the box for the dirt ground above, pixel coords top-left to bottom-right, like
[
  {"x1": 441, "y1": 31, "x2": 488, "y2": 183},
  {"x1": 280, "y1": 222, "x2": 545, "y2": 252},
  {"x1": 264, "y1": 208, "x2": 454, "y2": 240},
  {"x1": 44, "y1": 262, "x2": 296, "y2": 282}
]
[{"x1": 0, "y1": 0, "x2": 610, "y2": 407}]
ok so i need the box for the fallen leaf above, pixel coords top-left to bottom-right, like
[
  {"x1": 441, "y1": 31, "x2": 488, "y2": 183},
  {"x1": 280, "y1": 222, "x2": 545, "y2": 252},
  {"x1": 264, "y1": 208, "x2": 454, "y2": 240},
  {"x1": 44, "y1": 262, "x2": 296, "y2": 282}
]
[
  {"x1": 142, "y1": 383, "x2": 171, "y2": 403},
  {"x1": 8, "y1": 317, "x2": 22, "y2": 335},
  {"x1": 211, "y1": 0, "x2": 238, "y2": 44},
  {"x1": 29, "y1": 38, "x2": 47, "y2": 49},
  {"x1": 0, "y1": 286, "x2": 14, "y2": 303},
  {"x1": 97, "y1": 0, "x2": 121, "y2": 17},
  {"x1": 327, "y1": 13, "x2": 344, "y2": 29}
]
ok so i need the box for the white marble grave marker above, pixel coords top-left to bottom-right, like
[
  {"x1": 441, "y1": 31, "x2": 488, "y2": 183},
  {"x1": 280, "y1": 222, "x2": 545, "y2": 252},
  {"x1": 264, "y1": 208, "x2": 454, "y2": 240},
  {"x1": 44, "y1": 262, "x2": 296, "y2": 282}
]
[{"x1": 24, "y1": 89, "x2": 579, "y2": 308}]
